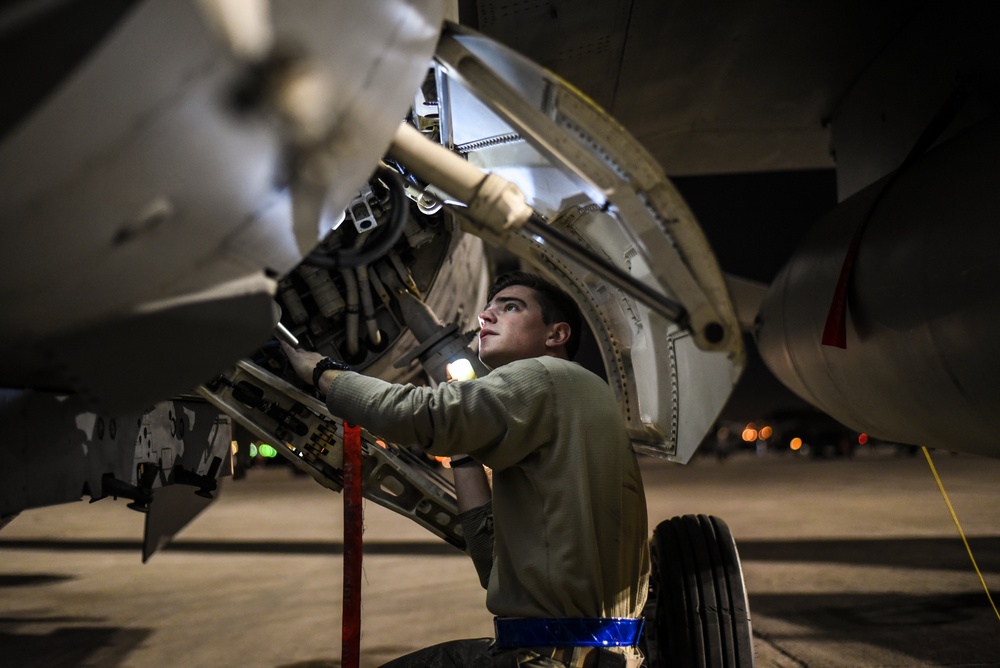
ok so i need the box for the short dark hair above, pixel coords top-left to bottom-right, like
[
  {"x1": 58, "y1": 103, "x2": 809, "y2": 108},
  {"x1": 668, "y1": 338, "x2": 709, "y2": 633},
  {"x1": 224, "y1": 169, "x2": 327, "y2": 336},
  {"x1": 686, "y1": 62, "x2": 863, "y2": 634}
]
[{"x1": 487, "y1": 271, "x2": 582, "y2": 359}]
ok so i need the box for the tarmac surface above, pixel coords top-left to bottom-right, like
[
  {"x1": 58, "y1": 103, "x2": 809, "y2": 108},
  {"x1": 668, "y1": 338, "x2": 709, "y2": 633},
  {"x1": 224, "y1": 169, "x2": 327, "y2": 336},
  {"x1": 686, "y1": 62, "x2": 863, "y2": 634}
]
[{"x1": 2, "y1": 446, "x2": 999, "y2": 667}]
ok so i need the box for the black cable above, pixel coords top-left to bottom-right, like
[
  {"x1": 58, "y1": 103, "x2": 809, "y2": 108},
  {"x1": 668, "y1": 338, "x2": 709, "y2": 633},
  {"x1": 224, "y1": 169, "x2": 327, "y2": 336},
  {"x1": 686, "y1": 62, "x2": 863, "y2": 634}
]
[{"x1": 303, "y1": 164, "x2": 409, "y2": 269}]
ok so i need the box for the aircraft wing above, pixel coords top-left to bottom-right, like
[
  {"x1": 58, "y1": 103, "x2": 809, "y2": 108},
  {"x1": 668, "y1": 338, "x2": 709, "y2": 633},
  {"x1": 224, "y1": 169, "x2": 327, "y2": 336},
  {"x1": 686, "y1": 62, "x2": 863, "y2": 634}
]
[{"x1": 460, "y1": 0, "x2": 922, "y2": 179}]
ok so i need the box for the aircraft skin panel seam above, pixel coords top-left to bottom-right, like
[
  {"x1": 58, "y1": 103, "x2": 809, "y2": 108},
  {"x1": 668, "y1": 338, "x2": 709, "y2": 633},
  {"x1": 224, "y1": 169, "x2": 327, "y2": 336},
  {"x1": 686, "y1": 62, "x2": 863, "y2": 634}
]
[
  {"x1": 665, "y1": 331, "x2": 680, "y2": 447},
  {"x1": 607, "y1": 0, "x2": 637, "y2": 114},
  {"x1": 534, "y1": 252, "x2": 636, "y2": 426}
]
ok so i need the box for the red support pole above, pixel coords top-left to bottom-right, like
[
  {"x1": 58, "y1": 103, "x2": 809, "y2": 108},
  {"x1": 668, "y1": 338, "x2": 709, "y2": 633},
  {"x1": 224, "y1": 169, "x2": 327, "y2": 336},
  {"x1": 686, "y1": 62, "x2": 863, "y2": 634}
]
[{"x1": 342, "y1": 422, "x2": 363, "y2": 668}]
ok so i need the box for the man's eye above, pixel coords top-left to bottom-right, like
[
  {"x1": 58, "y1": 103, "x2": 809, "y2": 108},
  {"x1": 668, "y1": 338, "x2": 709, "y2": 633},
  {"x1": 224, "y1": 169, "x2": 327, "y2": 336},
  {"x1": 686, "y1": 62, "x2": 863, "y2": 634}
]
[{"x1": 504, "y1": 303, "x2": 518, "y2": 311}]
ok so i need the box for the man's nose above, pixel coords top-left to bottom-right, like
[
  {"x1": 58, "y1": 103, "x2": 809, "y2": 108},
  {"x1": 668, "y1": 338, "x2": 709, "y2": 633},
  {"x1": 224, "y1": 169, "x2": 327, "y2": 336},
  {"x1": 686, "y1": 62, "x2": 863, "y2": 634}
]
[{"x1": 479, "y1": 306, "x2": 496, "y2": 324}]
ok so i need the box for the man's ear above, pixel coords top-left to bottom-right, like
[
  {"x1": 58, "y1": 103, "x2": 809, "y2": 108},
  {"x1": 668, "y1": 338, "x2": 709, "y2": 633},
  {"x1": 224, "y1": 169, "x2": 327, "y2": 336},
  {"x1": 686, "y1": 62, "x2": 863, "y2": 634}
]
[{"x1": 545, "y1": 322, "x2": 571, "y2": 349}]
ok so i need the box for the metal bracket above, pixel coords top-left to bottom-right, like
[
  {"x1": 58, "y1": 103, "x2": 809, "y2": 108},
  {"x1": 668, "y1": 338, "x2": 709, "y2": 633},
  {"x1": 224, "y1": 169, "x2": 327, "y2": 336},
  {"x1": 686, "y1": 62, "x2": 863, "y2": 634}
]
[{"x1": 198, "y1": 361, "x2": 465, "y2": 549}]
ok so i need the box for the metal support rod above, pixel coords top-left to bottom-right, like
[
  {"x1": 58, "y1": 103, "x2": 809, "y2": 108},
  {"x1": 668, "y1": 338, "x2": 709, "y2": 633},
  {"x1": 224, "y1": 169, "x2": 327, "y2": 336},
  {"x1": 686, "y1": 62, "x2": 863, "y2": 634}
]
[
  {"x1": 520, "y1": 212, "x2": 687, "y2": 325},
  {"x1": 392, "y1": 122, "x2": 686, "y2": 325}
]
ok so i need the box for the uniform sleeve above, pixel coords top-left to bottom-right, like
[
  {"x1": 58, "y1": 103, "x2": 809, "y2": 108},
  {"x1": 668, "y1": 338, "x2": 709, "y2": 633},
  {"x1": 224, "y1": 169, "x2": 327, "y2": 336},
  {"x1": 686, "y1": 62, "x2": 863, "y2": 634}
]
[
  {"x1": 458, "y1": 500, "x2": 494, "y2": 589},
  {"x1": 325, "y1": 359, "x2": 554, "y2": 470}
]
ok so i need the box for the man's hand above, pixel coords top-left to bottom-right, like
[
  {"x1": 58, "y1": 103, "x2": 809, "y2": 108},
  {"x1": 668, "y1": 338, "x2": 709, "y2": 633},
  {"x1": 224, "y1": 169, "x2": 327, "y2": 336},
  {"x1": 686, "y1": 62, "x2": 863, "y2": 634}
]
[
  {"x1": 279, "y1": 341, "x2": 350, "y2": 398},
  {"x1": 280, "y1": 341, "x2": 325, "y2": 386}
]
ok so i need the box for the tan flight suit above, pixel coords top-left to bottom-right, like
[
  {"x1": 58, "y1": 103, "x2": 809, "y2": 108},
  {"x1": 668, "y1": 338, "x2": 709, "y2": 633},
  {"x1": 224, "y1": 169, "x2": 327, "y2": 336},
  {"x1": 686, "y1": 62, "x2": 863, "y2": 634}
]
[{"x1": 328, "y1": 357, "x2": 649, "y2": 667}]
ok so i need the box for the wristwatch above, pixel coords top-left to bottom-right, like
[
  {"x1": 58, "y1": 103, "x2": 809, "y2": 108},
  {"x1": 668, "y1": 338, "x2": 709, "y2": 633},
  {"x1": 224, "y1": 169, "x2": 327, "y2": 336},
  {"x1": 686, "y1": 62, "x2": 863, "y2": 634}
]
[
  {"x1": 312, "y1": 357, "x2": 352, "y2": 388},
  {"x1": 448, "y1": 454, "x2": 477, "y2": 468}
]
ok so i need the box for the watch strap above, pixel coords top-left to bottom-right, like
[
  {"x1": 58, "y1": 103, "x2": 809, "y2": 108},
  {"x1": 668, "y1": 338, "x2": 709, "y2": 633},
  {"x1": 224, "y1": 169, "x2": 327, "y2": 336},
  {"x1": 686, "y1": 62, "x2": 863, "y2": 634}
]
[
  {"x1": 449, "y1": 454, "x2": 477, "y2": 468},
  {"x1": 312, "y1": 357, "x2": 352, "y2": 387}
]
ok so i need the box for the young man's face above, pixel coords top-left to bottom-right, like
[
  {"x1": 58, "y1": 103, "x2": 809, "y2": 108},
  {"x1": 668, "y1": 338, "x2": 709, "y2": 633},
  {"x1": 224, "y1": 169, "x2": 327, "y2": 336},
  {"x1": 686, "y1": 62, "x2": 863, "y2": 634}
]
[{"x1": 478, "y1": 285, "x2": 563, "y2": 368}]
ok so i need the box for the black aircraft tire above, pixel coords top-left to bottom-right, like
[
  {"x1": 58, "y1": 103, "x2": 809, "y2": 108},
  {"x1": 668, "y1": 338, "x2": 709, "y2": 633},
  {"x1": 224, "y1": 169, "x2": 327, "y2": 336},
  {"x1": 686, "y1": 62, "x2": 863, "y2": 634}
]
[{"x1": 647, "y1": 514, "x2": 754, "y2": 668}]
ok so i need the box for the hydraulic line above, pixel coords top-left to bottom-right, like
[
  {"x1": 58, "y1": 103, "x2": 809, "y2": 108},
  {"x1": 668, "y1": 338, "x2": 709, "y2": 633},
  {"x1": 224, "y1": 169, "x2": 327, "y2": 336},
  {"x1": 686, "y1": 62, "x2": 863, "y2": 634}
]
[
  {"x1": 388, "y1": 250, "x2": 420, "y2": 297},
  {"x1": 339, "y1": 268, "x2": 360, "y2": 357},
  {"x1": 356, "y1": 263, "x2": 382, "y2": 347},
  {"x1": 368, "y1": 266, "x2": 392, "y2": 308},
  {"x1": 303, "y1": 165, "x2": 409, "y2": 270}
]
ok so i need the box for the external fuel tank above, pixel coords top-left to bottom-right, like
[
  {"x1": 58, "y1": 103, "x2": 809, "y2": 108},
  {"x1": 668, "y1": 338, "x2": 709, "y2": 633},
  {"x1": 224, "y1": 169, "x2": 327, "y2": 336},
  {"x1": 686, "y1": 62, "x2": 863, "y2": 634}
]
[{"x1": 755, "y1": 116, "x2": 1000, "y2": 457}]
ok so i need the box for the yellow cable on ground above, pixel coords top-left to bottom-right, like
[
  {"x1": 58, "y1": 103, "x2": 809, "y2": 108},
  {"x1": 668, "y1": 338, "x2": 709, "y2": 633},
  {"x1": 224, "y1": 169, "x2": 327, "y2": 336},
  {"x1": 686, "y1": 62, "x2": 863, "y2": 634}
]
[{"x1": 921, "y1": 446, "x2": 1000, "y2": 622}]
